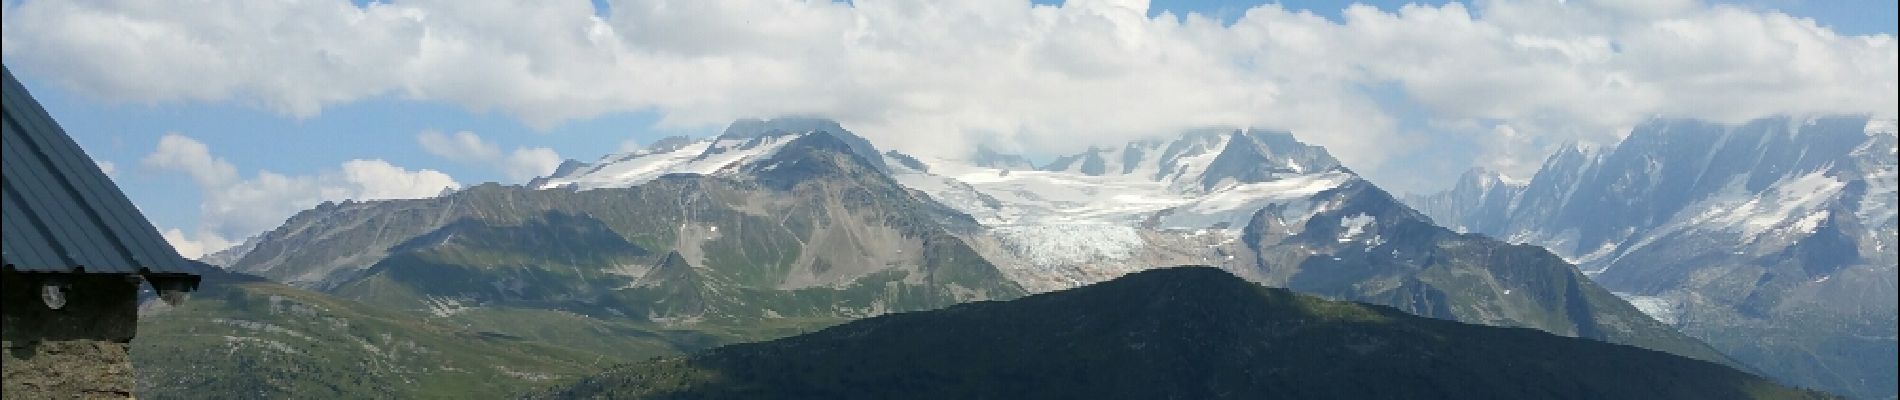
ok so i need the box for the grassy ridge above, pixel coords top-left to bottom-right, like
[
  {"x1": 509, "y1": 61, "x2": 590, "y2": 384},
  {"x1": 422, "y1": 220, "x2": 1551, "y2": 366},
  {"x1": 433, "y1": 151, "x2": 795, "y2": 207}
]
[
  {"x1": 539, "y1": 267, "x2": 1832, "y2": 400},
  {"x1": 132, "y1": 271, "x2": 843, "y2": 399}
]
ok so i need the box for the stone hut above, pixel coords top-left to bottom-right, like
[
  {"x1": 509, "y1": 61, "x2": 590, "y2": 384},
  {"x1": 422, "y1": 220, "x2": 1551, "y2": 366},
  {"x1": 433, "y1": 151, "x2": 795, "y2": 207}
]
[{"x1": 3, "y1": 65, "x2": 204, "y2": 398}]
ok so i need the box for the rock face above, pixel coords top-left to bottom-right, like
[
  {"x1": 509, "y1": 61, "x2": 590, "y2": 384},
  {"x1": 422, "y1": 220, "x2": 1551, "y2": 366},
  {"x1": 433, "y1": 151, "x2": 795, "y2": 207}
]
[
  {"x1": 1404, "y1": 167, "x2": 1526, "y2": 235},
  {"x1": 1408, "y1": 116, "x2": 1899, "y2": 399},
  {"x1": 539, "y1": 267, "x2": 1827, "y2": 400},
  {"x1": 2, "y1": 272, "x2": 140, "y2": 399}
]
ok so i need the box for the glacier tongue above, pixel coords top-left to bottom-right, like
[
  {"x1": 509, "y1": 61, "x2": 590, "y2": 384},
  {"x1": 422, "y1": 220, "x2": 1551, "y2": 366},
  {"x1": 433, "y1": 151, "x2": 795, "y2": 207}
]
[{"x1": 990, "y1": 225, "x2": 1146, "y2": 268}]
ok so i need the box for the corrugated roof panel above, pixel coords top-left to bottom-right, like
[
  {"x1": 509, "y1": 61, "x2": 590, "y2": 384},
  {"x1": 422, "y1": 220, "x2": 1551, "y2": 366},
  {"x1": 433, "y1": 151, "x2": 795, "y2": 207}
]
[
  {"x1": 1, "y1": 64, "x2": 200, "y2": 278},
  {"x1": 2, "y1": 191, "x2": 67, "y2": 269},
  {"x1": 1, "y1": 123, "x2": 126, "y2": 272},
  {"x1": 2, "y1": 74, "x2": 190, "y2": 274}
]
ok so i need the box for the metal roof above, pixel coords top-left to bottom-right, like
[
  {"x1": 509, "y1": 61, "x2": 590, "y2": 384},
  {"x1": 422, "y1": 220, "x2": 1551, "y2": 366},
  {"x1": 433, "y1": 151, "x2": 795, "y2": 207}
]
[{"x1": 2, "y1": 65, "x2": 201, "y2": 278}]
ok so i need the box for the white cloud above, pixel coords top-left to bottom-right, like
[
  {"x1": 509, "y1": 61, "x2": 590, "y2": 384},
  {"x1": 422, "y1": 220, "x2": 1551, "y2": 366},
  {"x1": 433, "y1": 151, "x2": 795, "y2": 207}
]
[
  {"x1": 96, "y1": 160, "x2": 117, "y2": 178},
  {"x1": 416, "y1": 129, "x2": 562, "y2": 181},
  {"x1": 5, "y1": 0, "x2": 1895, "y2": 191},
  {"x1": 162, "y1": 228, "x2": 234, "y2": 260},
  {"x1": 417, "y1": 130, "x2": 502, "y2": 162},
  {"x1": 144, "y1": 133, "x2": 238, "y2": 186},
  {"x1": 504, "y1": 147, "x2": 564, "y2": 181},
  {"x1": 144, "y1": 133, "x2": 459, "y2": 256}
]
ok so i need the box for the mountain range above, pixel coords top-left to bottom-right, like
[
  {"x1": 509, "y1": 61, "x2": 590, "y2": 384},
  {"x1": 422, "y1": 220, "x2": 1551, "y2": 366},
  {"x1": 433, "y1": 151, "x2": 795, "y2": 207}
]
[
  {"x1": 131, "y1": 116, "x2": 1872, "y2": 397},
  {"x1": 1408, "y1": 116, "x2": 1898, "y2": 399}
]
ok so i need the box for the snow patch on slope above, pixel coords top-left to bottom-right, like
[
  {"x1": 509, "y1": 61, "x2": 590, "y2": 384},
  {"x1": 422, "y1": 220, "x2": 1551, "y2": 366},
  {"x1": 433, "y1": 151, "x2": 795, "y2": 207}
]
[
  {"x1": 535, "y1": 134, "x2": 802, "y2": 190},
  {"x1": 1691, "y1": 171, "x2": 1846, "y2": 241},
  {"x1": 1614, "y1": 292, "x2": 1679, "y2": 325},
  {"x1": 424, "y1": 296, "x2": 475, "y2": 317},
  {"x1": 1339, "y1": 213, "x2": 1375, "y2": 242}
]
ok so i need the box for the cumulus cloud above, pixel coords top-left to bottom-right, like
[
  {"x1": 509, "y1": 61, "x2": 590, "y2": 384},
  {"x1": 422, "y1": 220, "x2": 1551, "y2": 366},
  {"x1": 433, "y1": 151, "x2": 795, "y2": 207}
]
[
  {"x1": 417, "y1": 130, "x2": 563, "y2": 181},
  {"x1": 503, "y1": 147, "x2": 564, "y2": 181},
  {"x1": 143, "y1": 133, "x2": 460, "y2": 257},
  {"x1": 161, "y1": 228, "x2": 236, "y2": 260},
  {"x1": 5, "y1": 0, "x2": 1895, "y2": 191},
  {"x1": 145, "y1": 134, "x2": 239, "y2": 186}
]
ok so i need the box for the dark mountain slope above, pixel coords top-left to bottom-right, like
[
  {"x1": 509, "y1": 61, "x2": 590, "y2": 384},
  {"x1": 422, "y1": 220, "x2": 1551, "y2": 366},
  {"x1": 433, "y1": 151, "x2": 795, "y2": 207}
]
[{"x1": 538, "y1": 267, "x2": 1828, "y2": 400}]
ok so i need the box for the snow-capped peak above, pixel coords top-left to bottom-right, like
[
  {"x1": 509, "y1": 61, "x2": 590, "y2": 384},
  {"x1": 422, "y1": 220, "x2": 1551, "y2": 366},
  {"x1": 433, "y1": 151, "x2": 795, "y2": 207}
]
[
  {"x1": 532, "y1": 118, "x2": 879, "y2": 190},
  {"x1": 530, "y1": 133, "x2": 796, "y2": 190}
]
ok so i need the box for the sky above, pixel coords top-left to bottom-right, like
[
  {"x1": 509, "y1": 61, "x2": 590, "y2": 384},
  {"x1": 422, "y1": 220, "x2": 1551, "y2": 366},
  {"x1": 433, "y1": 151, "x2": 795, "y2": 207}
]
[{"x1": 2, "y1": 0, "x2": 1895, "y2": 258}]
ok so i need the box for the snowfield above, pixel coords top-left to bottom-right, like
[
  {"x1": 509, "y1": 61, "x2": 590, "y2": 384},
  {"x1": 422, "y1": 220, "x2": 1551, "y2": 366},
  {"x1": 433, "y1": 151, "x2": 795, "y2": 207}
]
[
  {"x1": 535, "y1": 133, "x2": 801, "y2": 190},
  {"x1": 888, "y1": 152, "x2": 1353, "y2": 230}
]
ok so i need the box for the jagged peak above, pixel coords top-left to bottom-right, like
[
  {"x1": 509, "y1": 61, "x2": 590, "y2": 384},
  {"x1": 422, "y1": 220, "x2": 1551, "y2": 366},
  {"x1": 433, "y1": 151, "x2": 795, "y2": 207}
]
[
  {"x1": 1458, "y1": 166, "x2": 1497, "y2": 179},
  {"x1": 1551, "y1": 140, "x2": 1601, "y2": 160},
  {"x1": 779, "y1": 129, "x2": 858, "y2": 153},
  {"x1": 1029, "y1": 126, "x2": 1343, "y2": 181},
  {"x1": 885, "y1": 150, "x2": 930, "y2": 173},
  {"x1": 532, "y1": 117, "x2": 892, "y2": 190},
  {"x1": 1452, "y1": 167, "x2": 1525, "y2": 191},
  {"x1": 1453, "y1": 167, "x2": 1500, "y2": 190}
]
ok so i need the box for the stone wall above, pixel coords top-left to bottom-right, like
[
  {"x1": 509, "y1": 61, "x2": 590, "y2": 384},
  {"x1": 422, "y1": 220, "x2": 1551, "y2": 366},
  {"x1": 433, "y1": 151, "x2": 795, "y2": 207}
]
[{"x1": 2, "y1": 271, "x2": 141, "y2": 399}]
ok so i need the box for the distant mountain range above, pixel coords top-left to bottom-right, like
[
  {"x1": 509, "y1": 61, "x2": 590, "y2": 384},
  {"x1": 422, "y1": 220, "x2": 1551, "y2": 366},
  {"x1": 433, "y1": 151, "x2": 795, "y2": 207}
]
[
  {"x1": 537, "y1": 267, "x2": 1829, "y2": 400},
  {"x1": 138, "y1": 116, "x2": 1851, "y2": 397},
  {"x1": 1407, "y1": 116, "x2": 1898, "y2": 399}
]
